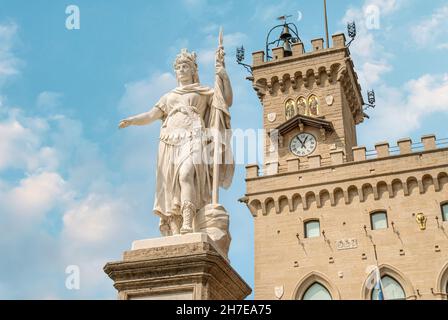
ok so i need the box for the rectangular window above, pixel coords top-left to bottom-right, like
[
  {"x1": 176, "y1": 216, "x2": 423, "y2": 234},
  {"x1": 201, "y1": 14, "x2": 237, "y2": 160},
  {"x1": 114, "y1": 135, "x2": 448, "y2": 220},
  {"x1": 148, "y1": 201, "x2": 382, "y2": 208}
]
[
  {"x1": 442, "y1": 203, "x2": 448, "y2": 222},
  {"x1": 305, "y1": 220, "x2": 320, "y2": 238},
  {"x1": 371, "y1": 212, "x2": 388, "y2": 230}
]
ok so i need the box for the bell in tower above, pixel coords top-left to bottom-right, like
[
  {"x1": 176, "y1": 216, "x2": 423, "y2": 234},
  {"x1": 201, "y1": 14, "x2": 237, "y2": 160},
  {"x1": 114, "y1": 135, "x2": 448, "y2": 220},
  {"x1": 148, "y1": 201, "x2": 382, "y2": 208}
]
[{"x1": 279, "y1": 24, "x2": 293, "y2": 57}]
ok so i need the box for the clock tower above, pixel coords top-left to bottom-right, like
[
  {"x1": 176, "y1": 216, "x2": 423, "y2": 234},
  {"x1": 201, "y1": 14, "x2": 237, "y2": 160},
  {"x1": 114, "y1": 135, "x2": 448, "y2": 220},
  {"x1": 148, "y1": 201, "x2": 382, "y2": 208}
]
[{"x1": 251, "y1": 31, "x2": 364, "y2": 174}]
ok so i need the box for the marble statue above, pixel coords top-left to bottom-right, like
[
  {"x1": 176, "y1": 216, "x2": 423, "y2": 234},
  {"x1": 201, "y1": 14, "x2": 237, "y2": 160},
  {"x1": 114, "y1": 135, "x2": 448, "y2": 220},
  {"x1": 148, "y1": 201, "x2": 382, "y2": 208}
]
[{"x1": 118, "y1": 29, "x2": 234, "y2": 257}]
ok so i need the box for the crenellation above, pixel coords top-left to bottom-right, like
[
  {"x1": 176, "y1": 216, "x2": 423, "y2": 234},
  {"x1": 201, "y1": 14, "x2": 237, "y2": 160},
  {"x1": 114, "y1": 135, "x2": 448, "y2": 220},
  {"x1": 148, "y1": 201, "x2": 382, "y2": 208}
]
[
  {"x1": 252, "y1": 51, "x2": 265, "y2": 67},
  {"x1": 332, "y1": 33, "x2": 346, "y2": 48},
  {"x1": 330, "y1": 150, "x2": 345, "y2": 165},
  {"x1": 272, "y1": 47, "x2": 285, "y2": 60},
  {"x1": 246, "y1": 164, "x2": 259, "y2": 179},
  {"x1": 245, "y1": 143, "x2": 448, "y2": 199},
  {"x1": 251, "y1": 136, "x2": 448, "y2": 175},
  {"x1": 398, "y1": 138, "x2": 412, "y2": 154},
  {"x1": 252, "y1": 33, "x2": 349, "y2": 66},
  {"x1": 375, "y1": 142, "x2": 390, "y2": 158},
  {"x1": 292, "y1": 42, "x2": 305, "y2": 56},
  {"x1": 308, "y1": 155, "x2": 322, "y2": 168},
  {"x1": 287, "y1": 157, "x2": 300, "y2": 172},
  {"x1": 422, "y1": 134, "x2": 436, "y2": 151},
  {"x1": 311, "y1": 38, "x2": 325, "y2": 51}
]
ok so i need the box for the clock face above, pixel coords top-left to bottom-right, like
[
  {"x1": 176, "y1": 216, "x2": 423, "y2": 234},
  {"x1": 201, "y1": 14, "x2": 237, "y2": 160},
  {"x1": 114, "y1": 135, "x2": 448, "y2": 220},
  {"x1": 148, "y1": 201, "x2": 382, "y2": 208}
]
[{"x1": 290, "y1": 133, "x2": 317, "y2": 157}]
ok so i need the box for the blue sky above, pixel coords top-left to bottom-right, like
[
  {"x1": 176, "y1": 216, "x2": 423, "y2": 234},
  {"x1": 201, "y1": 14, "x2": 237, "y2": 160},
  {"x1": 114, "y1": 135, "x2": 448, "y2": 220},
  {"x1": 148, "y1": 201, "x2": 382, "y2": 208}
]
[{"x1": 0, "y1": 0, "x2": 447, "y2": 299}]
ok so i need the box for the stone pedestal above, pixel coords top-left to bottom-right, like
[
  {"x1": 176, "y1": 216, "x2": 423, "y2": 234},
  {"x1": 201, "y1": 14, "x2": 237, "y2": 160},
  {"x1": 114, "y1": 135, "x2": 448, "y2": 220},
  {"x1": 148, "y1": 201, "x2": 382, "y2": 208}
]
[{"x1": 103, "y1": 233, "x2": 252, "y2": 300}]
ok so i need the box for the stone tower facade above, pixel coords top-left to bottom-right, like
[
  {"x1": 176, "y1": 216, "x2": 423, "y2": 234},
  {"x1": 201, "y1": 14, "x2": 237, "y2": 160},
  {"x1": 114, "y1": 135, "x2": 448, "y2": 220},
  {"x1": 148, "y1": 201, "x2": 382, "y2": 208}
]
[{"x1": 244, "y1": 33, "x2": 448, "y2": 300}]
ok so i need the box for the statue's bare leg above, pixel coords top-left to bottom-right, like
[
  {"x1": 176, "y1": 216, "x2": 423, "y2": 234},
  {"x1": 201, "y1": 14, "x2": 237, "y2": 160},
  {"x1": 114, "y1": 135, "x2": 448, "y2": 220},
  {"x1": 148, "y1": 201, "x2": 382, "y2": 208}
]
[{"x1": 178, "y1": 158, "x2": 196, "y2": 234}]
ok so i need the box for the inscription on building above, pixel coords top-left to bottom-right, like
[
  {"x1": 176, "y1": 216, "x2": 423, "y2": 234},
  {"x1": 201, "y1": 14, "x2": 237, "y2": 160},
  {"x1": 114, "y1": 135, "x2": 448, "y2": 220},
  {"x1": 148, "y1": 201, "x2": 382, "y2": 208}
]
[{"x1": 336, "y1": 239, "x2": 358, "y2": 250}]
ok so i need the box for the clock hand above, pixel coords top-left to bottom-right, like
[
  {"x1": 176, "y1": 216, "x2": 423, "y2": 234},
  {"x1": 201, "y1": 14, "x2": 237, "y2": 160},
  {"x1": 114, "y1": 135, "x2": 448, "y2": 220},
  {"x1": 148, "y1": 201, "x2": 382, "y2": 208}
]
[
  {"x1": 297, "y1": 137, "x2": 304, "y2": 147},
  {"x1": 299, "y1": 136, "x2": 308, "y2": 148},
  {"x1": 303, "y1": 136, "x2": 309, "y2": 147}
]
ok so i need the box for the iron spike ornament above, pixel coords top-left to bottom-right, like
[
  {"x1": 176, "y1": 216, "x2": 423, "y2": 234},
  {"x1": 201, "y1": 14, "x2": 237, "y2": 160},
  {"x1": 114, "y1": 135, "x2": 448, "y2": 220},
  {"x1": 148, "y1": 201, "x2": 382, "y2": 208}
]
[
  {"x1": 368, "y1": 90, "x2": 376, "y2": 105},
  {"x1": 347, "y1": 21, "x2": 357, "y2": 47},
  {"x1": 236, "y1": 46, "x2": 244, "y2": 63},
  {"x1": 363, "y1": 89, "x2": 376, "y2": 111},
  {"x1": 236, "y1": 45, "x2": 253, "y2": 75}
]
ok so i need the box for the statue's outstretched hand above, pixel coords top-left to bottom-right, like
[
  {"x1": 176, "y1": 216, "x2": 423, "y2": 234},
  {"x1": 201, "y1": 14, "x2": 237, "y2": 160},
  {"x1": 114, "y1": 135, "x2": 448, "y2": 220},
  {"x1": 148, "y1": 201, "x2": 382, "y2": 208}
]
[{"x1": 118, "y1": 118, "x2": 132, "y2": 129}]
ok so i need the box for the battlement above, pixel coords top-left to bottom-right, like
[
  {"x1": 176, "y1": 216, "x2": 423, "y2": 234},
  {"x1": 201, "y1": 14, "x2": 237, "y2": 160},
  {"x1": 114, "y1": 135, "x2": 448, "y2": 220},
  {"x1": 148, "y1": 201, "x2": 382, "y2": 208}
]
[
  {"x1": 246, "y1": 135, "x2": 448, "y2": 179},
  {"x1": 244, "y1": 134, "x2": 448, "y2": 217},
  {"x1": 252, "y1": 33, "x2": 347, "y2": 67}
]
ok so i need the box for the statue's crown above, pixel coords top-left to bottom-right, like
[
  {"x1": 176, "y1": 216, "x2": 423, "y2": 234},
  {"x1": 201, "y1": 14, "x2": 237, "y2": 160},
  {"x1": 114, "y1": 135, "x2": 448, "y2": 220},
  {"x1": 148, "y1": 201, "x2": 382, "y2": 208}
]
[{"x1": 174, "y1": 48, "x2": 198, "y2": 69}]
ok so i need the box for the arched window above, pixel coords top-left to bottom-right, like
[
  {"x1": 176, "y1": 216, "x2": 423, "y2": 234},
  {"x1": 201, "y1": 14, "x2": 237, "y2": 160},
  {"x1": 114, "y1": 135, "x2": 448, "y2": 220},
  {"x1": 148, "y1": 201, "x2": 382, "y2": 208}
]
[
  {"x1": 370, "y1": 211, "x2": 388, "y2": 230},
  {"x1": 371, "y1": 276, "x2": 406, "y2": 300},
  {"x1": 305, "y1": 220, "x2": 320, "y2": 238},
  {"x1": 442, "y1": 203, "x2": 448, "y2": 222},
  {"x1": 302, "y1": 282, "x2": 332, "y2": 300},
  {"x1": 438, "y1": 264, "x2": 448, "y2": 300}
]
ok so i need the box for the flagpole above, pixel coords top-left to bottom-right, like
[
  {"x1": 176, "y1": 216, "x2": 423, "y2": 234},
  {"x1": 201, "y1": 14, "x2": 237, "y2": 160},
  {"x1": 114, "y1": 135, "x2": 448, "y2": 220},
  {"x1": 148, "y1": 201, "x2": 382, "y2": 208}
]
[
  {"x1": 324, "y1": 0, "x2": 330, "y2": 48},
  {"x1": 372, "y1": 243, "x2": 385, "y2": 300}
]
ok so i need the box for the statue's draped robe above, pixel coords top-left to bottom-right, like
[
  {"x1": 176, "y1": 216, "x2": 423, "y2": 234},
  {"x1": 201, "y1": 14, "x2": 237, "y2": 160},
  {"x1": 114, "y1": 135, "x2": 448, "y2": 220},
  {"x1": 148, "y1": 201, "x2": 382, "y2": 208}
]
[{"x1": 153, "y1": 83, "x2": 234, "y2": 223}]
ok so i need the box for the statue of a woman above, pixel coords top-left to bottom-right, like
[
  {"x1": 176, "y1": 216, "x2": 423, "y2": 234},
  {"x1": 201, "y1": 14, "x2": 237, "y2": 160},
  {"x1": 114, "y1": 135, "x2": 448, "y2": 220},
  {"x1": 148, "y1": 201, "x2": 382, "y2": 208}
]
[{"x1": 119, "y1": 41, "x2": 233, "y2": 239}]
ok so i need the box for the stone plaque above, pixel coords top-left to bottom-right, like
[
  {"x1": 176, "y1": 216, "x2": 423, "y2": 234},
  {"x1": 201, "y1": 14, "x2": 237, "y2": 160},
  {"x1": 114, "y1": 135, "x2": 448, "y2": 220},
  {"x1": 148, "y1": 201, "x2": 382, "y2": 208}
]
[{"x1": 336, "y1": 238, "x2": 358, "y2": 250}]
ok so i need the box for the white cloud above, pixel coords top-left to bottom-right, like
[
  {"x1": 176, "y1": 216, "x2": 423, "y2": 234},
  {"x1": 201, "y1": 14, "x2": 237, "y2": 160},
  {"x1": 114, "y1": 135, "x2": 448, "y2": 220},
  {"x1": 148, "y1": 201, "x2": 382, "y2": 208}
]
[
  {"x1": 197, "y1": 48, "x2": 216, "y2": 66},
  {"x1": 197, "y1": 31, "x2": 248, "y2": 77},
  {"x1": 358, "y1": 61, "x2": 392, "y2": 87},
  {"x1": 201, "y1": 23, "x2": 219, "y2": 34},
  {"x1": 37, "y1": 91, "x2": 63, "y2": 111},
  {"x1": 6, "y1": 172, "x2": 66, "y2": 219},
  {"x1": 182, "y1": 0, "x2": 207, "y2": 7},
  {"x1": 340, "y1": 1, "x2": 448, "y2": 146},
  {"x1": 62, "y1": 193, "x2": 135, "y2": 246},
  {"x1": 360, "y1": 73, "x2": 448, "y2": 145},
  {"x1": 412, "y1": 5, "x2": 448, "y2": 48},
  {"x1": 223, "y1": 32, "x2": 248, "y2": 48},
  {"x1": 251, "y1": 0, "x2": 290, "y2": 22},
  {"x1": 0, "y1": 93, "x2": 154, "y2": 298},
  {"x1": 341, "y1": 0, "x2": 401, "y2": 88},
  {"x1": 0, "y1": 22, "x2": 22, "y2": 85},
  {"x1": 180, "y1": 0, "x2": 232, "y2": 17},
  {"x1": 437, "y1": 43, "x2": 448, "y2": 50},
  {"x1": 365, "y1": 0, "x2": 401, "y2": 15},
  {"x1": 118, "y1": 72, "x2": 176, "y2": 114},
  {"x1": 0, "y1": 111, "x2": 58, "y2": 172},
  {"x1": 343, "y1": 0, "x2": 401, "y2": 23}
]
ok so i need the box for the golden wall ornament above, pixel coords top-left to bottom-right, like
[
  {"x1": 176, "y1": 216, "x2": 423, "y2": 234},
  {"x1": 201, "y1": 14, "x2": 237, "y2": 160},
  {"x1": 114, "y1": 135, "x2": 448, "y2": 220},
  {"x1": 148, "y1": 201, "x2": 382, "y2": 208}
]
[
  {"x1": 308, "y1": 95, "x2": 320, "y2": 116},
  {"x1": 415, "y1": 213, "x2": 427, "y2": 230},
  {"x1": 297, "y1": 97, "x2": 307, "y2": 115},
  {"x1": 285, "y1": 99, "x2": 296, "y2": 120}
]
